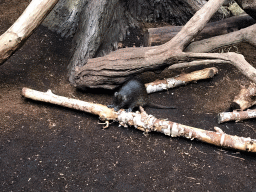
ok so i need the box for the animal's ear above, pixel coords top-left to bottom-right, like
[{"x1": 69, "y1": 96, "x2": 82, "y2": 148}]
[{"x1": 114, "y1": 92, "x2": 118, "y2": 97}]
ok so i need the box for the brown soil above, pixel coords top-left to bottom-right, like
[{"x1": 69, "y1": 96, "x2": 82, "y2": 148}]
[{"x1": 0, "y1": 1, "x2": 256, "y2": 191}]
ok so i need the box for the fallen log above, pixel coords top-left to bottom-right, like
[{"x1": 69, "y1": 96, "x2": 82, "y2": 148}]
[
  {"x1": 230, "y1": 83, "x2": 256, "y2": 110},
  {"x1": 218, "y1": 109, "x2": 256, "y2": 123},
  {"x1": 0, "y1": 0, "x2": 59, "y2": 65},
  {"x1": 145, "y1": 67, "x2": 218, "y2": 94},
  {"x1": 185, "y1": 23, "x2": 256, "y2": 53},
  {"x1": 73, "y1": 0, "x2": 256, "y2": 89},
  {"x1": 144, "y1": 14, "x2": 255, "y2": 47},
  {"x1": 21, "y1": 87, "x2": 256, "y2": 152}
]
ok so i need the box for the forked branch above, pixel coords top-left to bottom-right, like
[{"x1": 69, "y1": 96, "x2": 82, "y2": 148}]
[{"x1": 73, "y1": 0, "x2": 256, "y2": 89}]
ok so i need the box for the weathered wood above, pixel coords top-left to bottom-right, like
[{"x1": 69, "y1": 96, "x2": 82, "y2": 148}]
[
  {"x1": 236, "y1": 0, "x2": 256, "y2": 20},
  {"x1": 145, "y1": 67, "x2": 218, "y2": 93},
  {"x1": 67, "y1": 0, "x2": 131, "y2": 83},
  {"x1": 144, "y1": 14, "x2": 255, "y2": 46},
  {"x1": 73, "y1": 0, "x2": 226, "y2": 89},
  {"x1": 0, "y1": 0, "x2": 59, "y2": 65},
  {"x1": 22, "y1": 87, "x2": 256, "y2": 152},
  {"x1": 72, "y1": 0, "x2": 256, "y2": 89},
  {"x1": 65, "y1": 0, "x2": 229, "y2": 85},
  {"x1": 185, "y1": 23, "x2": 256, "y2": 53},
  {"x1": 218, "y1": 109, "x2": 256, "y2": 123},
  {"x1": 230, "y1": 83, "x2": 256, "y2": 110}
]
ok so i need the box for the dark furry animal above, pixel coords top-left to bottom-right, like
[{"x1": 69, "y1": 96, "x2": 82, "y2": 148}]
[{"x1": 108, "y1": 79, "x2": 176, "y2": 112}]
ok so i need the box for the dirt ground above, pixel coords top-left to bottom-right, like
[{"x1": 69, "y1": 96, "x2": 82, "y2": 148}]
[{"x1": 1, "y1": 1, "x2": 256, "y2": 191}]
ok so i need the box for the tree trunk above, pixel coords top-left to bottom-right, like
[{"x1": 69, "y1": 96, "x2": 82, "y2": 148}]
[
  {"x1": 2, "y1": 0, "x2": 256, "y2": 89},
  {"x1": 42, "y1": 0, "x2": 229, "y2": 87},
  {"x1": 69, "y1": 0, "x2": 256, "y2": 89}
]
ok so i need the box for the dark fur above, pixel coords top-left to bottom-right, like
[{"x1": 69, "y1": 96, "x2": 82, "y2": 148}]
[{"x1": 108, "y1": 79, "x2": 176, "y2": 112}]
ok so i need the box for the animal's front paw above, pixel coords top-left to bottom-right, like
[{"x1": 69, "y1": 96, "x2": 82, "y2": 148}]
[
  {"x1": 114, "y1": 107, "x2": 120, "y2": 112},
  {"x1": 125, "y1": 108, "x2": 133, "y2": 112},
  {"x1": 107, "y1": 104, "x2": 114, "y2": 108}
]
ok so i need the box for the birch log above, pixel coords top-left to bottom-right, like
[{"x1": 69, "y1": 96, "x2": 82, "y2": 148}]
[
  {"x1": 21, "y1": 88, "x2": 256, "y2": 152},
  {"x1": 145, "y1": 67, "x2": 218, "y2": 94},
  {"x1": 218, "y1": 109, "x2": 256, "y2": 123}
]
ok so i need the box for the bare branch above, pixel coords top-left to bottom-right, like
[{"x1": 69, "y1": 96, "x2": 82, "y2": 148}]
[
  {"x1": 179, "y1": 52, "x2": 256, "y2": 83},
  {"x1": 185, "y1": 23, "x2": 256, "y2": 52},
  {"x1": 21, "y1": 87, "x2": 256, "y2": 152},
  {"x1": 168, "y1": 59, "x2": 231, "y2": 70},
  {"x1": 144, "y1": 14, "x2": 255, "y2": 47},
  {"x1": 0, "y1": 0, "x2": 59, "y2": 64},
  {"x1": 73, "y1": 0, "x2": 228, "y2": 89}
]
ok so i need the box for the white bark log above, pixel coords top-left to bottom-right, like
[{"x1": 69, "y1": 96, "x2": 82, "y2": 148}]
[
  {"x1": 218, "y1": 109, "x2": 256, "y2": 123},
  {"x1": 145, "y1": 67, "x2": 218, "y2": 94},
  {"x1": 21, "y1": 87, "x2": 256, "y2": 152}
]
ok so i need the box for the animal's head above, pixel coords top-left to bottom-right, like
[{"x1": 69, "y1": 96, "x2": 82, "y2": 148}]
[{"x1": 114, "y1": 92, "x2": 127, "y2": 103}]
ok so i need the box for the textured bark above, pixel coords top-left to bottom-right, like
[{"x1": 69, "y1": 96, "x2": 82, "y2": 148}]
[
  {"x1": 185, "y1": 22, "x2": 256, "y2": 53},
  {"x1": 144, "y1": 14, "x2": 255, "y2": 46},
  {"x1": 22, "y1": 87, "x2": 256, "y2": 152},
  {"x1": 42, "y1": 0, "x2": 85, "y2": 38},
  {"x1": 218, "y1": 109, "x2": 256, "y2": 123},
  {"x1": 72, "y1": 0, "x2": 256, "y2": 89},
  {"x1": 41, "y1": 0, "x2": 229, "y2": 86},
  {"x1": 68, "y1": 0, "x2": 130, "y2": 83},
  {"x1": 145, "y1": 67, "x2": 218, "y2": 93},
  {"x1": 236, "y1": 0, "x2": 256, "y2": 20}
]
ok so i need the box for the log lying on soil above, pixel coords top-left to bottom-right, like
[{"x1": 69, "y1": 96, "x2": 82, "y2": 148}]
[
  {"x1": 0, "y1": 0, "x2": 59, "y2": 65},
  {"x1": 22, "y1": 88, "x2": 117, "y2": 121},
  {"x1": 22, "y1": 87, "x2": 256, "y2": 152},
  {"x1": 73, "y1": 0, "x2": 256, "y2": 89},
  {"x1": 231, "y1": 83, "x2": 256, "y2": 110},
  {"x1": 218, "y1": 109, "x2": 256, "y2": 123},
  {"x1": 144, "y1": 14, "x2": 255, "y2": 47},
  {"x1": 145, "y1": 67, "x2": 218, "y2": 94},
  {"x1": 185, "y1": 23, "x2": 256, "y2": 53}
]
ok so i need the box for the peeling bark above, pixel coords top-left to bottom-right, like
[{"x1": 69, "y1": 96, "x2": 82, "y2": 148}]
[
  {"x1": 22, "y1": 87, "x2": 256, "y2": 152},
  {"x1": 218, "y1": 109, "x2": 256, "y2": 123},
  {"x1": 145, "y1": 67, "x2": 218, "y2": 94}
]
